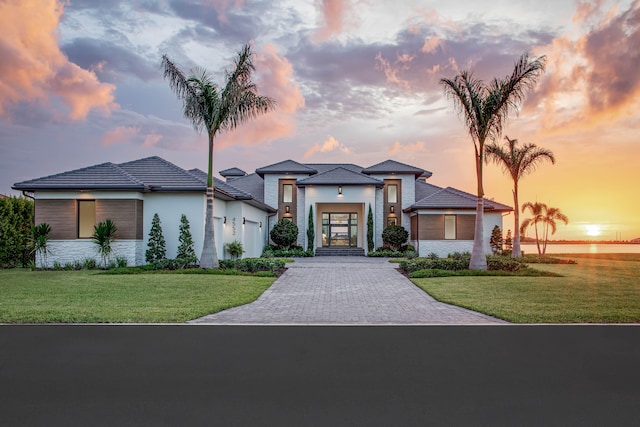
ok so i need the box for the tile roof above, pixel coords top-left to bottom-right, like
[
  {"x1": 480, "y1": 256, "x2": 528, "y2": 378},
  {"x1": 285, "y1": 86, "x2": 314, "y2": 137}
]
[
  {"x1": 305, "y1": 163, "x2": 363, "y2": 174},
  {"x1": 415, "y1": 180, "x2": 443, "y2": 200},
  {"x1": 13, "y1": 162, "x2": 145, "y2": 190},
  {"x1": 117, "y1": 156, "x2": 205, "y2": 190},
  {"x1": 255, "y1": 160, "x2": 317, "y2": 177},
  {"x1": 297, "y1": 167, "x2": 384, "y2": 186},
  {"x1": 407, "y1": 186, "x2": 512, "y2": 211},
  {"x1": 221, "y1": 173, "x2": 265, "y2": 202},
  {"x1": 188, "y1": 169, "x2": 255, "y2": 200},
  {"x1": 362, "y1": 159, "x2": 430, "y2": 178},
  {"x1": 219, "y1": 167, "x2": 247, "y2": 177}
]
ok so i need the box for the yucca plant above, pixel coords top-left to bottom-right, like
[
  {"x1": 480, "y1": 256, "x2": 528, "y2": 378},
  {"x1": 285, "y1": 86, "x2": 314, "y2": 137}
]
[
  {"x1": 30, "y1": 223, "x2": 52, "y2": 269},
  {"x1": 92, "y1": 219, "x2": 118, "y2": 269}
]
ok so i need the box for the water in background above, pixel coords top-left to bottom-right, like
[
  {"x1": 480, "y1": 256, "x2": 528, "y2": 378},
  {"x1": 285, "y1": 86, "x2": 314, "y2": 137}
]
[{"x1": 520, "y1": 243, "x2": 640, "y2": 254}]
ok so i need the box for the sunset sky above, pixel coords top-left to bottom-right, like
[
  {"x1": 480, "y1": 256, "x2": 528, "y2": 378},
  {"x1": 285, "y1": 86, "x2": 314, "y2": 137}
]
[{"x1": 1, "y1": 0, "x2": 639, "y2": 240}]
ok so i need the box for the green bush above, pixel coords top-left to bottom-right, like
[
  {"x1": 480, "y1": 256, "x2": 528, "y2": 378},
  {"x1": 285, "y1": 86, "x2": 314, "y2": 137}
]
[
  {"x1": 225, "y1": 240, "x2": 245, "y2": 259},
  {"x1": 151, "y1": 257, "x2": 199, "y2": 270},
  {"x1": 0, "y1": 196, "x2": 34, "y2": 268},
  {"x1": 146, "y1": 213, "x2": 166, "y2": 263},
  {"x1": 382, "y1": 225, "x2": 408, "y2": 251},
  {"x1": 262, "y1": 244, "x2": 313, "y2": 258},
  {"x1": 270, "y1": 219, "x2": 299, "y2": 249},
  {"x1": 219, "y1": 258, "x2": 285, "y2": 272},
  {"x1": 522, "y1": 255, "x2": 577, "y2": 264},
  {"x1": 401, "y1": 255, "x2": 528, "y2": 273}
]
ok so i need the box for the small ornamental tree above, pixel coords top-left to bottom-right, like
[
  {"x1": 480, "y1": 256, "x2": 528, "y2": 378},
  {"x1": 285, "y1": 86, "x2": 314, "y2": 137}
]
[
  {"x1": 505, "y1": 229, "x2": 513, "y2": 252},
  {"x1": 270, "y1": 219, "x2": 299, "y2": 249},
  {"x1": 490, "y1": 225, "x2": 503, "y2": 255},
  {"x1": 307, "y1": 206, "x2": 315, "y2": 253},
  {"x1": 177, "y1": 214, "x2": 197, "y2": 265},
  {"x1": 146, "y1": 213, "x2": 166, "y2": 263},
  {"x1": 367, "y1": 204, "x2": 374, "y2": 252},
  {"x1": 382, "y1": 225, "x2": 408, "y2": 252}
]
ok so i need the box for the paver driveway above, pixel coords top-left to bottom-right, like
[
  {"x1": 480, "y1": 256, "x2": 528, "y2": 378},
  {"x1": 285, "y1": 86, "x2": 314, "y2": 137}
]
[{"x1": 189, "y1": 257, "x2": 508, "y2": 324}]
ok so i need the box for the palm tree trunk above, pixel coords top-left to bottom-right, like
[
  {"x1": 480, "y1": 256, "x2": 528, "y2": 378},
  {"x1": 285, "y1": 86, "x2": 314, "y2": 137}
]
[
  {"x1": 200, "y1": 133, "x2": 219, "y2": 268},
  {"x1": 542, "y1": 222, "x2": 549, "y2": 256},
  {"x1": 534, "y1": 222, "x2": 541, "y2": 255},
  {"x1": 469, "y1": 150, "x2": 487, "y2": 270},
  {"x1": 512, "y1": 186, "x2": 521, "y2": 257}
]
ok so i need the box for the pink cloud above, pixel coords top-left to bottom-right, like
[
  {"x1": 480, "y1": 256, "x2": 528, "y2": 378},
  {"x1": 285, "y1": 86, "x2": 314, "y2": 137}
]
[
  {"x1": 312, "y1": 0, "x2": 351, "y2": 42},
  {"x1": 204, "y1": 0, "x2": 244, "y2": 24},
  {"x1": 387, "y1": 140, "x2": 425, "y2": 155},
  {"x1": 421, "y1": 36, "x2": 442, "y2": 54},
  {"x1": 102, "y1": 126, "x2": 140, "y2": 146},
  {"x1": 0, "y1": 0, "x2": 117, "y2": 120},
  {"x1": 216, "y1": 43, "x2": 304, "y2": 148},
  {"x1": 375, "y1": 53, "x2": 412, "y2": 90},
  {"x1": 304, "y1": 136, "x2": 351, "y2": 159}
]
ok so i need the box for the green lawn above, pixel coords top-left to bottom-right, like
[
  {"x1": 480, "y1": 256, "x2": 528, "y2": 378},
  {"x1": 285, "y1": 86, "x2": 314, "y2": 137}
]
[
  {"x1": 411, "y1": 253, "x2": 640, "y2": 323},
  {"x1": 0, "y1": 269, "x2": 274, "y2": 323}
]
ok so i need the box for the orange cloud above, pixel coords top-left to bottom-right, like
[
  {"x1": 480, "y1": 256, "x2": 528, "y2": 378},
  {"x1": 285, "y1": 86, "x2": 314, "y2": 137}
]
[
  {"x1": 387, "y1": 140, "x2": 426, "y2": 155},
  {"x1": 0, "y1": 0, "x2": 117, "y2": 120},
  {"x1": 304, "y1": 136, "x2": 351, "y2": 159},
  {"x1": 421, "y1": 36, "x2": 442, "y2": 54},
  {"x1": 375, "y1": 53, "x2": 413, "y2": 90},
  {"x1": 531, "y1": 1, "x2": 640, "y2": 134},
  {"x1": 216, "y1": 43, "x2": 304, "y2": 148},
  {"x1": 312, "y1": 0, "x2": 351, "y2": 42}
]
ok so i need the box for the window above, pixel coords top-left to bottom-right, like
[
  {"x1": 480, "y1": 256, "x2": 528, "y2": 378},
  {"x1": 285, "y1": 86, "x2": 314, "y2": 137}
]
[
  {"x1": 387, "y1": 184, "x2": 397, "y2": 204},
  {"x1": 387, "y1": 217, "x2": 398, "y2": 226},
  {"x1": 282, "y1": 184, "x2": 293, "y2": 203},
  {"x1": 78, "y1": 200, "x2": 96, "y2": 238},
  {"x1": 444, "y1": 215, "x2": 456, "y2": 240}
]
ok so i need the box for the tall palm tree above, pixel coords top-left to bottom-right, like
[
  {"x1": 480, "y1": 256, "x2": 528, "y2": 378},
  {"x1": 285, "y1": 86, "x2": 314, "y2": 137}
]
[
  {"x1": 485, "y1": 136, "x2": 555, "y2": 257},
  {"x1": 440, "y1": 53, "x2": 546, "y2": 269},
  {"x1": 162, "y1": 44, "x2": 275, "y2": 268},
  {"x1": 520, "y1": 202, "x2": 568, "y2": 255}
]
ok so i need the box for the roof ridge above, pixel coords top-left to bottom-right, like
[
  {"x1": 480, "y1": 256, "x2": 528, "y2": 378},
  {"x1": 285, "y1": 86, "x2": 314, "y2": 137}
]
[{"x1": 108, "y1": 162, "x2": 145, "y2": 186}]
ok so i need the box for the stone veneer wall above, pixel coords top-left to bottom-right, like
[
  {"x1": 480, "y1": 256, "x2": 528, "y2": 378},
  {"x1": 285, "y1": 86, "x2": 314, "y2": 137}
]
[
  {"x1": 36, "y1": 240, "x2": 144, "y2": 268},
  {"x1": 413, "y1": 240, "x2": 474, "y2": 258}
]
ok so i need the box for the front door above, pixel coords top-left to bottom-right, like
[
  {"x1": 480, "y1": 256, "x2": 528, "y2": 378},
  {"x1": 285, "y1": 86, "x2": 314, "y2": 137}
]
[{"x1": 322, "y1": 213, "x2": 358, "y2": 247}]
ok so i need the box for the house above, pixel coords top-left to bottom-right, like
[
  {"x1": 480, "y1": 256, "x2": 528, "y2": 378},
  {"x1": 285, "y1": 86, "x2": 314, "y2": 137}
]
[{"x1": 13, "y1": 156, "x2": 511, "y2": 267}]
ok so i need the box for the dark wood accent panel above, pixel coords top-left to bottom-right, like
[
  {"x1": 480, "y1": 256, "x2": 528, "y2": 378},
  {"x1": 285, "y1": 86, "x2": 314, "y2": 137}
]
[
  {"x1": 35, "y1": 199, "x2": 76, "y2": 240},
  {"x1": 418, "y1": 214, "x2": 444, "y2": 240},
  {"x1": 384, "y1": 179, "x2": 401, "y2": 227},
  {"x1": 457, "y1": 214, "x2": 475, "y2": 240},
  {"x1": 95, "y1": 199, "x2": 141, "y2": 240},
  {"x1": 135, "y1": 200, "x2": 143, "y2": 240},
  {"x1": 410, "y1": 215, "x2": 418, "y2": 240},
  {"x1": 278, "y1": 179, "x2": 297, "y2": 223}
]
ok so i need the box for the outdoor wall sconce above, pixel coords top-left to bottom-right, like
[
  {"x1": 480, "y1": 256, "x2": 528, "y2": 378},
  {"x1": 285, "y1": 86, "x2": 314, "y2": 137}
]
[
  {"x1": 259, "y1": 221, "x2": 262, "y2": 228},
  {"x1": 338, "y1": 185, "x2": 342, "y2": 195},
  {"x1": 285, "y1": 205, "x2": 290, "y2": 213},
  {"x1": 223, "y1": 216, "x2": 227, "y2": 224},
  {"x1": 390, "y1": 206, "x2": 395, "y2": 213},
  {"x1": 243, "y1": 217, "x2": 246, "y2": 225}
]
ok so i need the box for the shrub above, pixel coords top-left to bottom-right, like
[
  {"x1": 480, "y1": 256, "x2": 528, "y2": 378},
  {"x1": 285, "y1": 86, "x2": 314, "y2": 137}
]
[
  {"x1": 219, "y1": 258, "x2": 285, "y2": 273},
  {"x1": 307, "y1": 206, "x2": 315, "y2": 253},
  {"x1": 225, "y1": 240, "x2": 245, "y2": 259},
  {"x1": 92, "y1": 219, "x2": 118, "y2": 269},
  {"x1": 177, "y1": 214, "x2": 197, "y2": 265},
  {"x1": 262, "y1": 245, "x2": 313, "y2": 258},
  {"x1": 270, "y1": 219, "x2": 299, "y2": 249},
  {"x1": 146, "y1": 213, "x2": 166, "y2": 263},
  {"x1": 427, "y1": 252, "x2": 439, "y2": 260},
  {"x1": 490, "y1": 225, "x2": 503, "y2": 255},
  {"x1": 382, "y1": 225, "x2": 408, "y2": 251},
  {"x1": 0, "y1": 196, "x2": 34, "y2": 268},
  {"x1": 367, "y1": 249, "x2": 405, "y2": 257},
  {"x1": 30, "y1": 223, "x2": 52, "y2": 269},
  {"x1": 367, "y1": 204, "x2": 374, "y2": 252},
  {"x1": 401, "y1": 255, "x2": 528, "y2": 273},
  {"x1": 83, "y1": 258, "x2": 97, "y2": 270}
]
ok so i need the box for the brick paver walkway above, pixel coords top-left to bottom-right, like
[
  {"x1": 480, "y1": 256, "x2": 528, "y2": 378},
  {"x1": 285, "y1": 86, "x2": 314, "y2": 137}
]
[{"x1": 189, "y1": 257, "x2": 508, "y2": 325}]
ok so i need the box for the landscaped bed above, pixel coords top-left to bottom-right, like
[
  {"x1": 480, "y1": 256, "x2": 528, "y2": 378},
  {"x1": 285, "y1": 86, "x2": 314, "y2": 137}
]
[
  {"x1": 0, "y1": 269, "x2": 275, "y2": 323},
  {"x1": 410, "y1": 253, "x2": 640, "y2": 323}
]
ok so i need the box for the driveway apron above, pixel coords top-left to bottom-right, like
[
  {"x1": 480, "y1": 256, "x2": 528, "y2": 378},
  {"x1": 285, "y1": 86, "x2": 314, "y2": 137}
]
[{"x1": 189, "y1": 257, "x2": 508, "y2": 325}]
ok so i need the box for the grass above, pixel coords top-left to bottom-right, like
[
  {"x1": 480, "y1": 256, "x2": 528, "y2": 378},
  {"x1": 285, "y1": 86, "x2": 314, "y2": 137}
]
[
  {"x1": 411, "y1": 253, "x2": 640, "y2": 323},
  {"x1": 0, "y1": 269, "x2": 275, "y2": 323}
]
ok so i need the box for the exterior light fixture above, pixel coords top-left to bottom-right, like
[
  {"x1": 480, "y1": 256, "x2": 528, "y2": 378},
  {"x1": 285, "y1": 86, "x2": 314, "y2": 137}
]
[
  {"x1": 259, "y1": 221, "x2": 262, "y2": 228},
  {"x1": 243, "y1": 217, "x2": 246, "y2": 225},
  {"x1": 390, "y1": 206, "x2": 395, "y2": 213},
  {"x1": 223, "y1": 216, "x2": 227, "y2": 224},
  {"x1": 285, "y1": 205, "x2": 290, "y2": 213},
  {"x1": 338, "y1": 185, "x2": 342, "y2": 195}
]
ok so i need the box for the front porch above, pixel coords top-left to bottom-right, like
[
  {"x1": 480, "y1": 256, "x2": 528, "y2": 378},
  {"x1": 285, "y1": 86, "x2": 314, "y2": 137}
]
[{"x1": 315, "y1": 247, "x2": 365, "y2": 256}]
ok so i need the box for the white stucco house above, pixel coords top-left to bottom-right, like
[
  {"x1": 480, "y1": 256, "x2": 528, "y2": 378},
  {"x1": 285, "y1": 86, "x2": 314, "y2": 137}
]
[{"x1": 13, "y1": 156, "x2": 511, "y2": 267}]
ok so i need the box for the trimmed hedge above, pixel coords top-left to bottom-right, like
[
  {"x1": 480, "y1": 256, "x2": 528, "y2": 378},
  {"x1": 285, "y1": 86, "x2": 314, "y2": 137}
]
[
  {"x1": 400, "y1": 256, "x2": 527, "y2": 273},
  {"x1": 219, "y1": 258, "x2": 285, "y2": 272}
]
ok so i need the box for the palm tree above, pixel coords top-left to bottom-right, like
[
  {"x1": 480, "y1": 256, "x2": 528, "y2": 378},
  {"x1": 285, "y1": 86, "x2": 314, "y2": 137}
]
[
  {"x1": 485, "y1": 136, "x2": 555, "y2": 257},
  {"x1": 520, "y1": 202, "x2": 568, "y2": 255},
  {"x1": 440, "y1": 53, "x2": 546, "y2": 269},
  {"x1": 520, "y1": 201, "x2": 546, "y2": 255},
  {"x1": 541, "y1": 206, "x2": 568, "y2": 255},
  {"x1": 162, "y1": 44, "x2": 276, "y2": 268}
]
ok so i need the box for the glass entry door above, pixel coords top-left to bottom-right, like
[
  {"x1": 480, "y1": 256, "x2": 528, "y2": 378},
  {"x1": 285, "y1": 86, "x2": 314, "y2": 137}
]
[{"x1": 322, "y1": 213, "x2": 358, "y2": 247}]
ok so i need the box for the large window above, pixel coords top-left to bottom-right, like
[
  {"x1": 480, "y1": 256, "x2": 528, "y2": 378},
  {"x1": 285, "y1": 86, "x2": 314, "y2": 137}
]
[
  {"x1": 282, "y1": 184, "x2": 293, "y2": 203},
  {"x1": 78, "y1": 200, "x2": 96, "y2": 238},
  {"x1": 322, "y1": 213, "x2": 358, "y2": 247},
  {"x1": 387, "y1": 184, "x2": 398, "y2": 204},
  {"x1": 444, "y1": 215, "x2": 456, "y2": 240}
]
